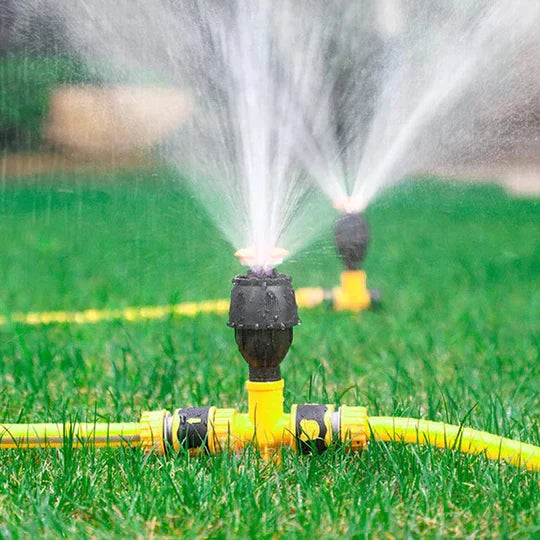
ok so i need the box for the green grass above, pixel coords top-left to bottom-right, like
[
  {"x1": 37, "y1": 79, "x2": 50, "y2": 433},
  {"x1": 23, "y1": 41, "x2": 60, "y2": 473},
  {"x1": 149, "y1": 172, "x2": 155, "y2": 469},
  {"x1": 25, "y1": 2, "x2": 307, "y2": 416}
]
[{"x1": 0, "y1": 169, "x2": 538, "y2": 537}]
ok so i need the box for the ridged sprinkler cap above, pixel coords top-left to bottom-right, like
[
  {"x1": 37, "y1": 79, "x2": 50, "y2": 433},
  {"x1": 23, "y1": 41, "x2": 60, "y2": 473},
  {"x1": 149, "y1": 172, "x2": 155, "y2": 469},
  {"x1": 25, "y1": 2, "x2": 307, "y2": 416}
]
[
  {"x1": 334, "y1": 212, "x2": 370, "y2": 270},
  {"x1": 227, "y1": 271, "x2": 300, "y2": 330}
]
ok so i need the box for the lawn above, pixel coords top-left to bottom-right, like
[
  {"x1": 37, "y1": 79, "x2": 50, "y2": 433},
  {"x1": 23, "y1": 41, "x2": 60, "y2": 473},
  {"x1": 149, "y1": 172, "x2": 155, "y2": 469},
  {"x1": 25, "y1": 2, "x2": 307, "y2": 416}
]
[{"x1": 0, "y1": 168, "x2": 538, "y2": 537}]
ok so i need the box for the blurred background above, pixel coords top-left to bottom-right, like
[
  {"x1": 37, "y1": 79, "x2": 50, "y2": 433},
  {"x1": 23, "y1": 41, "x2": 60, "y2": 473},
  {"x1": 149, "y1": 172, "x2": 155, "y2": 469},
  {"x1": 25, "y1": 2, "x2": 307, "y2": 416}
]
[
  {"x1": 0, "y1": 0, "x2": 189, "y2": 176},
  {"x1": 0, "y1": 0, "x2": 538, "y2": 194}
]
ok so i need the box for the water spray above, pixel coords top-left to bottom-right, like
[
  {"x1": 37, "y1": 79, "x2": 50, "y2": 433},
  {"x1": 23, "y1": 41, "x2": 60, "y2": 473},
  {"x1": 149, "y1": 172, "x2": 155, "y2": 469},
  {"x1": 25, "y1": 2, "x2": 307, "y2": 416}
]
[{"x1": 0, "y1": 254, "x2": 538, "y2": 471}]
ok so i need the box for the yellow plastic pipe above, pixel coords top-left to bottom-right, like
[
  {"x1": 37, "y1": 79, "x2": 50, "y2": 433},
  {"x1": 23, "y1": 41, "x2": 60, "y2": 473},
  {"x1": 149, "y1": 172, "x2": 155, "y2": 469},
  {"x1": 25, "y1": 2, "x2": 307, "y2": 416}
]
[
  {"x1": 0, "y1": 422, "x2": 140, "y2": 449},
  {"x1": 0, "y1": 299, "x2": 230, "y2": 326},
  {"x1": 369, "y1": 416, "x2": 540, "y2": 471}
]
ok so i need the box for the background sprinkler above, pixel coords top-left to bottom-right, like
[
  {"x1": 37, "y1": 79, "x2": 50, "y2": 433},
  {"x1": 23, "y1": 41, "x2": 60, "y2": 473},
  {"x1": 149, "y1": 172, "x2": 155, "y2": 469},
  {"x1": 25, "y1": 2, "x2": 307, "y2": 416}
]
[
  {"x1": 0, "y1": 253, "x2": 539, "y2": 471},
  {"x1": 332, "y1": 210, "x2": 381, "y2": 312},
  {"x1": 295, "y1": 204, "x2": 381, "y2": 313}
]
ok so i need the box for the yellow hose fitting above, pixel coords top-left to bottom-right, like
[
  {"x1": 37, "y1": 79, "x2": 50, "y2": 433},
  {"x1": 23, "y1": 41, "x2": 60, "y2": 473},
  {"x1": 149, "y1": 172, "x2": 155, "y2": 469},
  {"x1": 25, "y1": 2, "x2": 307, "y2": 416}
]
[
  {"x1": 140, "y1": 409, "x2": 169, "y2": 455},
  {"x1": 333, "y1": 270, "x2": 371, "y2": 312},
  {"x1": 210, "y1": 408, "x2": 242, "y2": 453},
  {"x1": 339, "y1": 405, "x2": 369, "y2": 451}
]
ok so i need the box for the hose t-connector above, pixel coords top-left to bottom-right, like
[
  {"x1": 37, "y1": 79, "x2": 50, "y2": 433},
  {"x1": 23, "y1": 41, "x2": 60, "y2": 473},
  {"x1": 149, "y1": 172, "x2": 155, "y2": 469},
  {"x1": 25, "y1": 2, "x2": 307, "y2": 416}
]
[
  {"x1": 228, "y1": 270, "x2": 299, "y2": 382},
  {"x1": 141, "y1": 403, "x2": 369, "y2": 457}
]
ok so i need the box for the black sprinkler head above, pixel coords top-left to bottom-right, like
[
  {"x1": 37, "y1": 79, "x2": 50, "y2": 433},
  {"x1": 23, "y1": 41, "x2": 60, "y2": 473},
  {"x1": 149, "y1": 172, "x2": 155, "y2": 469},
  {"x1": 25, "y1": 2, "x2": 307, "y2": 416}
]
[
  {"x1": 334, "y1": 212, "x2": 370, "y2": 270},
  {"x1": 228, "y1": 270, "x2": 299, "y2": 381}
]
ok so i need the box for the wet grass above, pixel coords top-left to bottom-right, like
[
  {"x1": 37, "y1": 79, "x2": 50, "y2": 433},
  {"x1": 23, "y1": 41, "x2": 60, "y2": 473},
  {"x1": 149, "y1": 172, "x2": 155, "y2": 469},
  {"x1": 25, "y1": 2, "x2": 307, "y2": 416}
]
[{"x1": 0, "y1": 169, "x2": 538, "y2": 537}]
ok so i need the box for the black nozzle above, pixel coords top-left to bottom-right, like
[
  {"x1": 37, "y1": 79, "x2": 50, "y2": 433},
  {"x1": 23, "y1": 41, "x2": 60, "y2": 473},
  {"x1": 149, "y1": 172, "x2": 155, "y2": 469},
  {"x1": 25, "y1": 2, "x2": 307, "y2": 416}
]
[
  {"x1": 334, "y1": 212, "x2": 370, "y2": 270},
  {"x1": 228, "y1": 270, "x2": 299, "y2": 330},
  {"x1": 228, "y1": 270, "x2": 299, "y2": 381}
]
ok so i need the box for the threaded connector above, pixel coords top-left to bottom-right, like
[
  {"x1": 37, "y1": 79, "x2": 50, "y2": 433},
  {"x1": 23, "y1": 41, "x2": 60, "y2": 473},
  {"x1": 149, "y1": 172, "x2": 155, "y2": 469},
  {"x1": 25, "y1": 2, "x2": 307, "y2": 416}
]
[
  {"x1": 339, "y1": 405, "x2": 369, "y2": 451},
  {"x1": 210, "y1": 408, "x2": 239, "y2": 453},
  {"x1": 140, "y1": 409, "x2": 169, "y2": 455}
]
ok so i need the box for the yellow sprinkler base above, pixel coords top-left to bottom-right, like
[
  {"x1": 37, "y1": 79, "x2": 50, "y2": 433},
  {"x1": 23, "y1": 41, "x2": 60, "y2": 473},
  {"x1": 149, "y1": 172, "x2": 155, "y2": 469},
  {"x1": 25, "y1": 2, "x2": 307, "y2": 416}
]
[
  {"x1": 333, "y1": 270, "x2": 372, "y2": 312},
  {"x1": 1, "y1": 380, "x2": 538, "y2": 471}
]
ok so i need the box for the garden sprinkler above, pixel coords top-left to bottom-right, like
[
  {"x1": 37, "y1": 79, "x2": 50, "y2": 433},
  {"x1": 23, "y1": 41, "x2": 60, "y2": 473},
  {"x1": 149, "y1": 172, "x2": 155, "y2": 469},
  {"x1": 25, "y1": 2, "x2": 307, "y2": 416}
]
[
  {"x1": 331, "y1": 209, "x2": 380, "y2": 312},
  {"x1": 0, "y1": 250, "x2": 539, "y2": 470},
  {"x1": 295, "y1": 198, "x2": 381, "y2": 312}
]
